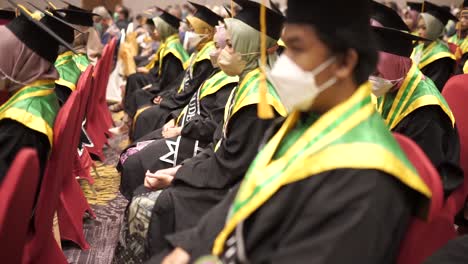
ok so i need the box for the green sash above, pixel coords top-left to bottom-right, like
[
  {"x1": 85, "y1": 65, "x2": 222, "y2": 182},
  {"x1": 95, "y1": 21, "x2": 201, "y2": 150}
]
[
  {"x1": 214, "y1": 68, "x2": 287, "y2": 151},
  {"x1": 177, "y1": 41, "x2": 216, "y2": 93},
  {"x1": 158, "y1": 34, "x2": 189, "y2": 75},
  {"x1": 176, "y1": 70, "x2": 239, "y2": 125},
  {"x1": 460, "y1": 38, "x2": 468, "y2": 54},
  {"x1": 377, "y1": 64, "x2": 455, "y2": 130},
  {"x1": 448, "y1": 34, "x2": 468, "y2": 52},
  {"x1": 55, "y1": 51, "x2": 82, "y2": 91},
  {"x1": 213, "y1": 82, "x2": 431, "y2": 255},
  {"x1": 72, "y1": 53, "x2": 90, "y2": 72},
  {"x1": 0, "y1": 80, "x2": 59, "y2": 145},
  {"x1": 448, "y1": 34, "x2": 462, "y2": 46},
  {"x1": 411, "y1": 40, "x2": 455, "y2": 69}
]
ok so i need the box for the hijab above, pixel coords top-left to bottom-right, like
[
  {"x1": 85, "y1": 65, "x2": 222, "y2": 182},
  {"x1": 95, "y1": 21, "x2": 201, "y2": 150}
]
[
  {"x1": 186, "y1": 15, "x2": 215, "y2": 50},
  {"x1": 153, "y1": 17, "x2": 179, "y2": 41},
  {"x1": 224, "y1": 18, "x2": 278, "y2": 80},
  {"x1": 420, "y1": 13, "x2": 445, "y2": 41},
  {"x1": 0, "y1": 26, "x2": 58, "y2": 93}
]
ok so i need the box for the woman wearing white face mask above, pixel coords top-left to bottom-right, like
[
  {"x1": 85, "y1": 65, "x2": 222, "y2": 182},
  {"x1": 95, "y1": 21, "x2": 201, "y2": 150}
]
[
  {"x1": 131, "y1": 1, "x2": 222, "y2": 141},
  {"x1": 0, "y1": 6, "x2": 76, "y2": 181},
  {"x1": 408, "y1": 1, "x2": 456, "y2": 91},
  {"x1": 113, "y1": 26, "x2": 239, "y2": 263},
  {"x1": 372, "y1": 24, "x2": 462, "y2": 198},
  {"x1": 117, "y1": 24, "x2": 237, "y2": 199},
  {"x1": 123, "y1": 1, "x2": 287, "y2": 262}
]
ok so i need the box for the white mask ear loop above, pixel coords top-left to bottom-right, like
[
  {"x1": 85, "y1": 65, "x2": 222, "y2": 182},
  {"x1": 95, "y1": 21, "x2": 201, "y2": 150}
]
[
  {"x1": 311, "y1": 57, "x2": 337, "y2": 91},
  {"x1": 310, "y1": 57, "x2": 336, "y2": 75},
  {"x1": 0, "y1": 67, "x2": 28, "y2": 87}
]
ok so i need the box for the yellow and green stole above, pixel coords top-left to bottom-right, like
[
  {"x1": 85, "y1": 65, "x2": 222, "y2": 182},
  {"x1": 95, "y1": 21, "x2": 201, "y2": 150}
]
[
  {"x1": 0, "y1": 80, "x2": 59, "y2": 146},
  {"x1": 177, "y1": 41, "x2": 216, "y2": 93},
  {"x1": 72, "y1": 53, "x2": 90, "y2": 72},
  {"x1": 212, "y1": 83, "x2": 432, "y2": 255},
  {"x1": 411, "y1": 40, "x2": 455, "y2": 70},
  {"x1": 176, "y1": 70, "x2": 238, "y2": 126},
  {"x1": 54, "y1": 51, "x2": 90, "y2": 92},
  {"x1": 157, "y1": 34, "x2": 189, "y2": 75},
  {"x1": 376, "y1": 64, "x2": 455, "y2": 131},
  {"x1": 214, "y1": 68, "x2": 288, "y2": 151}
]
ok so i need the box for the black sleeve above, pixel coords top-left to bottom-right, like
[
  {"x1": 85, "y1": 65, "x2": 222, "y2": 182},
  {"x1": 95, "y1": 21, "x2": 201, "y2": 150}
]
[
  {"x1": 393, "y1": 106, "x2": 463, "y2": 196},
  {"x1": 159, "y1": 60, "x2": 214, "y2": 110},
  {"x1": 455, "y1": 53, "x2": 468, "y2": 75},
  {"x1": 180, "y1": 83, "x2": 236, "y2": 142},
  {"x1": 421, "y1": 58, "x2": 455, "y2": 91},
  {"x1": 54, "y1": 84, "x2": 72, "y2": 105},
  {"x1": 157, "y1": 54, "x2": 185, "y2": 92},
  {"x1": 424, "y1": 235, "x2": 468, "y2": 264},
  {"x1": 241, "y1": 169, "x2": 415, "y2": 264},
  {"x1": 174, "y1": 105, "x2": 275, "y2": 189},
  {"x1": 161, "y1": 184, "x2": 241, "y2": 260},
  {"x1": 0, "y1": 119, "x2": 50, "y2": 182}
]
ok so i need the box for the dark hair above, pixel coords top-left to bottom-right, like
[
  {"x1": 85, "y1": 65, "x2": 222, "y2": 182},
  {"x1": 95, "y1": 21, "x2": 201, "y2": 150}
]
[
  {"x1": 315, "y1": 27, "x2": 378, "y2": 86},
  {"x1": 120, "y1": 8, "x2": 129, "y2": 19}
]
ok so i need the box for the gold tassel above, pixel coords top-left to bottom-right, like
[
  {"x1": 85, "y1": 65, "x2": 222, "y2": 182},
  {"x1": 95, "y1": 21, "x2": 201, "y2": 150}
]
[
  {"x1": 231, "y1": 0, "x2": 235, "y2": 18},
  {"x1": 258, "y1": 0, "x2": 274, "y2": 119},
  {"x1": 48, "y1": 1, "x2": 58, "y2": 10}
]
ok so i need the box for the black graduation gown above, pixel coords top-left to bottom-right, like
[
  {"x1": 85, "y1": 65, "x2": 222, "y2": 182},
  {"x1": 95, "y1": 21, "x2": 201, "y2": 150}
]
[
  {"x1": 144, "y1": 106, "x2": 276, "y2": 257},
  {"x1": 392, "y1": 106, "x2": 463, "y2": 197},
  {"x1": 423, "y1": 235, "x2": 468, "y2": 264},
  {"x1": 131, "y1": 60, "x2": 214, "y2": 141},
  {"x1": 0, "y1": 119, "x2": 50, "y2": 182},
  {"x1": 146, "y1": 184, "x2": 241, "y2": 263},
  {"x1": 124, "y1": 54, "x2": 184, "y2": 118},
  {"x1": 455, "y1": 52, "x2": 468, "y2": 75},
  {"x1": 55, "y1": 84, "x2": 72, "y2": 104},
  {"x1": 119, "y1": 81, "x2": 235, "y2": 199},
  {"x1": 420, "y1": 58, "x2": 454, "y2": 91},
  {"x1": 146, "y1": 169, "x2": 415, "y2": 264}
]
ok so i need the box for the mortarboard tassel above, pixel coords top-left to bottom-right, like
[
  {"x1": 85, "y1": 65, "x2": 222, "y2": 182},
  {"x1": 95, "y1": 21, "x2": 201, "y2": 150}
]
[{"x1": 258, "y1": 0, "x2": 274, "y2": 119}]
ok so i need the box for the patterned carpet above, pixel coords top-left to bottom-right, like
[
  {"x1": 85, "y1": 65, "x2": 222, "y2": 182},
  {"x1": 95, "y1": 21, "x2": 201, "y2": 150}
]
[{"x1": 64, "y1": 113, "x2": 129, "y2": 264}]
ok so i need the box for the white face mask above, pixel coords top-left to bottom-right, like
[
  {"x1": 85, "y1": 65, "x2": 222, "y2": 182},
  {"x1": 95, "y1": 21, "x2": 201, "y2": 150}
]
[
  {"x1": 218, "y1": 49, "x2": 247, "y2": 76},
  {"x1": 185, "y1": 32, "x2": 208, "y2": 51},
  {"x1": 369, "y1": 76, "x2": 403, "y2": 97},
  {"x1": 209, "y1": 49, "x2": 221, "y2": 67},
  {"x1": 268, "y1": 54, "x2": 337, "y2": 112}
]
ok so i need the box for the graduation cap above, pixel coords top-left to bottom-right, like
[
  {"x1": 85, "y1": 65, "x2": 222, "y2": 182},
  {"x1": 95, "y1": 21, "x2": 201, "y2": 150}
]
[
  {"x1": 286, "y1": 0, "x2": 371, "y2": 41},
  {"x1": 233, "y1": 0, "x2": 285, "y2": 40},
  {"x1": 188, "y1": 1, "x2": 223, "y2": 27},
  {"x1": 49, "y1": 0, "x2": 99, "y2": 27},
  {"x1": 407, "y1": 1, "x2": 458, "y2": 24},
  {"x1": 371, "y1": 1, "x2": 410, "y2": 31},
  {"x1": 463, "y1": 0, "x2": 468, "y2": 9},
  {"x1": 155, "y1": 7, "x2": 182, "y2": 29},
  {"x1": 372, "y1": 26, "x2": 428, "y2": 57},
  {"x1": 0, "y1": 9, "x2": 16, "y2": 21},
  {"x1": 27, "y1": 2, "x2": 82, "y2": 44},
  {"x1": 6, "y1": 0, "x2": 76, "y2": 63}
]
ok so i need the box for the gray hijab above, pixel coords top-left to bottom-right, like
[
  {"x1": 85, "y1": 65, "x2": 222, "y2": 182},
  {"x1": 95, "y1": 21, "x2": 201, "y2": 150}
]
[{"x1": 224, "y1": 18, "x2": 278, "y2": 81}]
